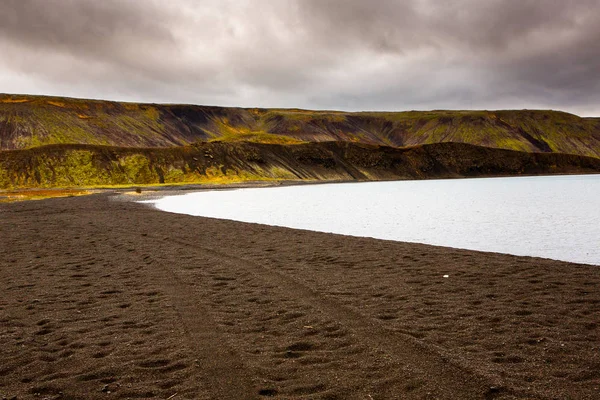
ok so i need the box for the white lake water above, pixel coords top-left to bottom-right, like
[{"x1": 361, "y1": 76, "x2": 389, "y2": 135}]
[{"x1": 144, "y1": 175, "x2": 600, "y2": 265}]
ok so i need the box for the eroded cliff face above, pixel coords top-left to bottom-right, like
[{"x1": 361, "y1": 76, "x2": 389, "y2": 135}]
[
  {"x1": 2, "y1": 141, "x2": 600, "y2": 189},
  {"x1": 1, "y1": 94, "x2": 600, "y2": 158}
]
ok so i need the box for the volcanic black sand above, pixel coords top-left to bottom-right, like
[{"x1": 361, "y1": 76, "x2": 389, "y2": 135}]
[{"x1": 1, "y1": 193, "x2": 599, "y2": 399}]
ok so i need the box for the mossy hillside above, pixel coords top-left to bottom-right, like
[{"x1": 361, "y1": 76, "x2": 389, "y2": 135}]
[
  {"x1": 2, "y1": 142, "x2": 600, "y2": 190},
  {"x1": 256, "y1": 109, "x2": 600, "y2": 157},
  {"x1": 355, "y1": 110, "x2": 600, "y2": 157},
  {"x1": 209, "y1": 118, "x2": 306, "y2": 145},
  {"x1": 0, "y1": 143, "x2": 316, "y2": 189},
  {"x1": 0, "y1": 95, "x2": 193, "y2": 149},
  {"x1": 0, "y1": 189, "x2": 92, "y2": 203},
  {"x1": 1, "y1": 94, "x2": 599, "y2": 158}
]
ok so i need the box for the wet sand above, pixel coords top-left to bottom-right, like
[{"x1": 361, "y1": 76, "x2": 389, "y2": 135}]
[{"x1": 1, "y1": 193, "x2": 599, "y2": 399}]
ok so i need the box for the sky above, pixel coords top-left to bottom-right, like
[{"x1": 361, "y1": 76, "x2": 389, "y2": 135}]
[{"x1": 0, "y1": 0, "x2": 599, "y2": 116}]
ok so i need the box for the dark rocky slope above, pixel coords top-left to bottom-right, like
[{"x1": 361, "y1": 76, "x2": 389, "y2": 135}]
[{"x1": 2, "y1": 141, "x2": 599, "y2": 189}]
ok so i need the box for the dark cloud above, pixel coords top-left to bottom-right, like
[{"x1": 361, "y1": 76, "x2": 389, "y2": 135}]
[
  {"x1": 0, "y1": 0, "x2": 176, "y2": 69},
  {"x1": 0, "y1": 0, "x2": 598, "y2": 116},
  {"x1": 0, "y1": 0, "x2": 170, "y2": 47}
]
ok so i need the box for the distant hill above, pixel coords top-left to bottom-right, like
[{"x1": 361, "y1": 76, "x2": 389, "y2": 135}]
[{"x1": 1, "y1": 94, "x2": 600, "y2": 158}]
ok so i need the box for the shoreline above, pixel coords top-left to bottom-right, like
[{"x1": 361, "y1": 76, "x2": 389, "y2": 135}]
[
  {"x1": 3, "y1": 170, "x2": 600, "y2": 200},
  {"x1": 130, "y1": 175, "x2": 600, "y2": 267},
  {"x1": 112, "y1": 170, "x2": 600, "y2": 202},
  {"x1": 140, "y1": 199, "x2": 600, "y2": 268},
  {"x1": 1, "y1": 193, "x2": 599, "y2": 399}
]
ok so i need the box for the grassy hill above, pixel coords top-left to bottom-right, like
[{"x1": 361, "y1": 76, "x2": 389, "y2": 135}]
[
  {"x1": 2, "y1": 141, "x2": 600, "y2": 189},
  {"x1": 2, "y1": 94, "x2": 600, "y2": 158}
]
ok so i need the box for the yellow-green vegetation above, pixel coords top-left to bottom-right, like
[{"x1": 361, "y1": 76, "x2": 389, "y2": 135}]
[
  {"x1": 1, "y1": 141, "x2": 600, "y2": 190},
  {"x1": 263, "y1": 109, "x2": 347, "y2": 122},
  {"x1": 0, "y1": 189, "x2": 92, "y2": 203},
  {"x1": 0, "y1": 143, "x2": 309, "y2": 189},
  {"x1": 194, "y1": 166, "x2": 278, "y2": 184},
  {"x1": 210, "y1": 120, "x2": 306, "y2": 145},
  {"x1": 0, "y1": 94, "x2": 181, "y2": 150},
  {"x1": 196, "y1": 115, "x2": 307, "y2": 145}
]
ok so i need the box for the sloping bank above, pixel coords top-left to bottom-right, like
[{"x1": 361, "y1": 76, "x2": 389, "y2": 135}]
[{"x1": 1, "y1": 141, "x2": 600, "y2": 189}]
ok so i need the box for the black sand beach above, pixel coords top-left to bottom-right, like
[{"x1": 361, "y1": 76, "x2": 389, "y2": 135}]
[{"x1": 1, "y1": 193, "x2": 599, "y2": 399}]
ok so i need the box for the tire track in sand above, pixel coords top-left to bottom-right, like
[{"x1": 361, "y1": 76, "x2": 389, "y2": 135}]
[
  {"x1": 161, "y1": 236, "x2": 533, "y2": 399},
  {"x1": 109, "y1": 230, "x2": 258, "y2": 400}
]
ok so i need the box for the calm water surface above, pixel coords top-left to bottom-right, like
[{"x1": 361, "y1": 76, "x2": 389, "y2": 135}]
[{"x1": 145, "y1": 175, "x2": 600, "y2": 265}]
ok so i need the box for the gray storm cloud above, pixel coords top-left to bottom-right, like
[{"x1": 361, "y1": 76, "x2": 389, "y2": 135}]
[{"x1": 0, "y1": 0, "x2": 598, "y2": 116}]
